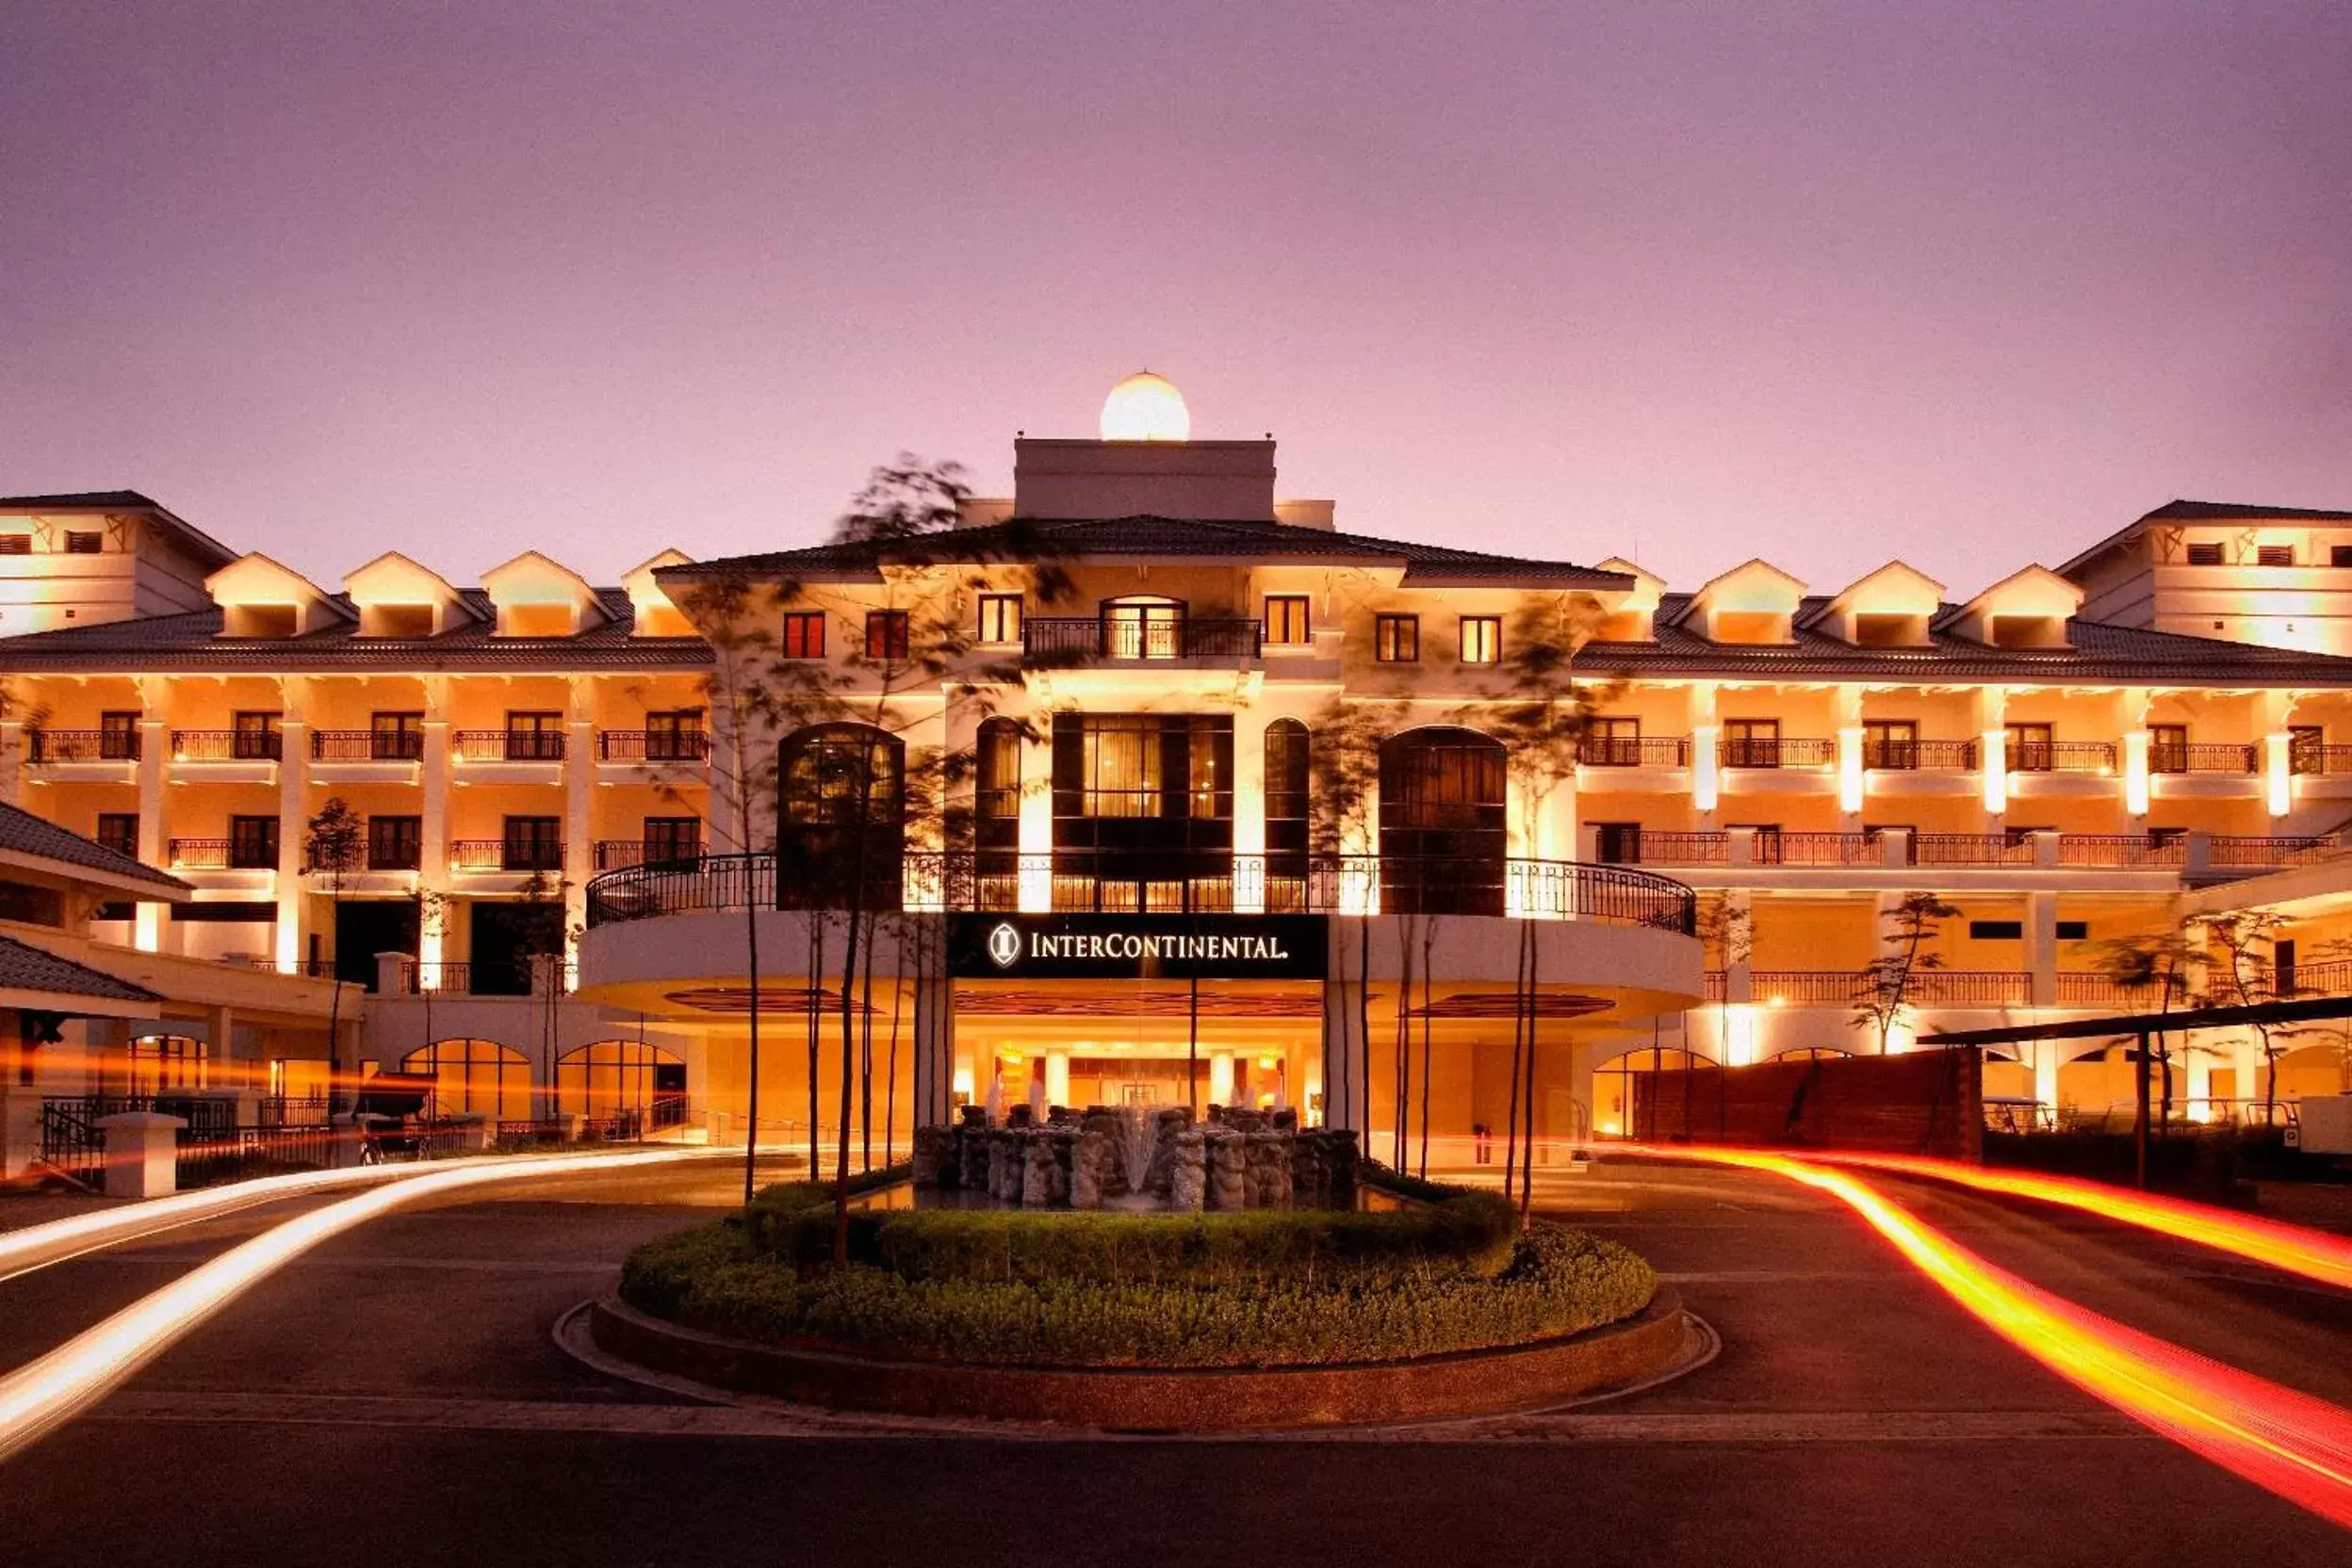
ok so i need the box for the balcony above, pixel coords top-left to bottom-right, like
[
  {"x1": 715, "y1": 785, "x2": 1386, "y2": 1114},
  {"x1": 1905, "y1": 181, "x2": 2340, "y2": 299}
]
[
  {"x1": 596, "y1": 730, "x2": 710, "y2": 763},
  {"x1": 594, "y1": 839, "x2": 705, "y2": 870},
  {"x1": 312, "y1": 729, "x2": 425, "y2": 761},
  {"x1": 450, "y1": 840, "x2": 565, "y2": 874},
  {"x1": 1021, "y1": 617, "x2": 1264, "y2": 664},
  {"x1": 168, "y1": 729, "x2": 283, "y2": 761},
  {"x1": 169, "y1": 838, "x2": 277, "y2": 872},
  {"x1": 1578, "y1": 736, "x2": 1690, "y2": 768},
  {"x1": 1739, "y1": 970, "x2": 2031, "y2": 1006},
  {"x1": 584, "y1": 849, "x2": 1698, "y2": 933},
  {"x1": 1862, "y1": 739, "x2": 1977, "y2": 771},
  {"x1": 2007, "y1": 742, "x2": 2115, "y2": 774},
  {"x1": 1718, "y1": 737, "x2": 1836, "y2": 769},
  {"x1": 454, "y1": 730, "x2": 566, "y2": 762},
  {"x1": 2149, "y1": 743, "x2": 2256, "y2": 776},
  {"x1": 2290, "y1": 743, "x2": 2352, "y2": 776},
  {"x1": 26, "y1": 729, "x2": 140, "y2": 763}
]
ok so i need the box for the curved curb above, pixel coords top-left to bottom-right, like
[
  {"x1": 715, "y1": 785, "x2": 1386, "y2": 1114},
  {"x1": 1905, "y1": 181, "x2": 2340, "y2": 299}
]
[{"x1": 585, "y1": 1287, "x2": 1692, "y2": 1431}]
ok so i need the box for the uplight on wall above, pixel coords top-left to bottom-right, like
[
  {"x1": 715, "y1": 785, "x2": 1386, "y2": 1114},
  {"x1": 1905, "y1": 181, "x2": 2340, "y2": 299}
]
[
  {"x1": 1982, "y1": 729, "x2": 2007, "y2": 812},
  {"x1": 2123, "y1": 730, "x2": 2151, "y2": 816},
  {"x1": 2265, "y1": 732, "x2": 2293, "y2": 817},
  {"x1": 1838, "y1": 727, "x2": 1866, "y2": 813},
  {"x1": 1692, "y1": 725, "x2": 1720, "y2": 811}
]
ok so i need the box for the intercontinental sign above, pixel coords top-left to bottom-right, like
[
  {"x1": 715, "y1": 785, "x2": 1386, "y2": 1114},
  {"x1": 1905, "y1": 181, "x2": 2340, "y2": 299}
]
[{"x1": 948, "y1": 913, "x2": 1329, "y2": 981}]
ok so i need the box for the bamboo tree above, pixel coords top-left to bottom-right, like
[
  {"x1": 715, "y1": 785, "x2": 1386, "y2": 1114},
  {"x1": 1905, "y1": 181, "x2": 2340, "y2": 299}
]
[
  {"x1": 301, "y1": 797, "x2": 365, "y2": 1115},
  {"x1": 1852, "y1": 891, "x2": 1965, "y2": 1054}
]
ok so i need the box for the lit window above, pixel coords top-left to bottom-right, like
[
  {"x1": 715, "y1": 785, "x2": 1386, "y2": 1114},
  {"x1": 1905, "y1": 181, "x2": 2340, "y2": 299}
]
[
  {"x1": 977, "y1": 593, "x2": 1021, "y2": 645},
  {"x1": 781, "y1": 612, "x2": 825, "y2": 659},
  {"x1": 1375, "y1": 613, "x2": 1419, "y2": 662},
  {"x1": 1265, "y1": 595, "x2": 1312, "y2": 645},
  {"x1": 1459, "y1": 615, "x2": 1500, "y2": 664}
]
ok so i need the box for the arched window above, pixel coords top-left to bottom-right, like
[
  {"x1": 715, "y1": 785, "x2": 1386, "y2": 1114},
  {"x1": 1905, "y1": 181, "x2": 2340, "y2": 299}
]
[
  {"x1": 1101, "y1": 596, "x2": 1185, "y2": 660},
  {"x1": 1378, "y1": 726, "x2": 1509, "y2": 915},
  {"x1": 400, "y1": 1038, "x2": 531, "y2": 1121},
  {"x1": 777, "y1": 723, "x2": 906, "y2": 909},
  {"x1": 127, "y1": 1034, "x2": 209, "y2": 1095},
  {"x1": 557, "y1": 1039, "x2": 688, "y2": 1130},
  {"x1": 1263, "y1": 718, "x2": 1312, "y2": 912},
  {"x1": 973, "y1": 716, "x2": 1021, "y2": 907}
]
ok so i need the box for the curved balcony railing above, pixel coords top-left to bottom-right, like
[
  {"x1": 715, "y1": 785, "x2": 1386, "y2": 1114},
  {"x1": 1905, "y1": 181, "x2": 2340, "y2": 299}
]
[{"x1": 584, "y1": 850, "x2": 1697, "y2": 935}]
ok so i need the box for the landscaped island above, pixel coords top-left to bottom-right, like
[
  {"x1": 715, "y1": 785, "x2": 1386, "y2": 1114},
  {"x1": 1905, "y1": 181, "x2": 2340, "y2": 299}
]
[{"x1": 618, "y1": 1169, "x2": 1658, "y2": 1372}]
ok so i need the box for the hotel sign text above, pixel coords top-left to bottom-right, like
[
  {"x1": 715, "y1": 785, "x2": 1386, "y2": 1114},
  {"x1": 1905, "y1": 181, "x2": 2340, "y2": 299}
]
[{"x1": 949, "y1": 914, "x2": 1329, "y2": 981}]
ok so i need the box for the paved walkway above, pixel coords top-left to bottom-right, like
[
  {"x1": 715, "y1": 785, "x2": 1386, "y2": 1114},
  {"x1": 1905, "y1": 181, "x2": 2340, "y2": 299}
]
[{"x1": 0, "y1": 1158, "x2": 2344, "y2": 1564}]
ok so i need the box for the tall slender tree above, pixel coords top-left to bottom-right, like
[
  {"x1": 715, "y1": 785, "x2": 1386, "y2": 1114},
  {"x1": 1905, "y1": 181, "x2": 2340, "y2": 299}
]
[{"x1": 302, "y1": 797, "x2": 365, "y2": 1114}]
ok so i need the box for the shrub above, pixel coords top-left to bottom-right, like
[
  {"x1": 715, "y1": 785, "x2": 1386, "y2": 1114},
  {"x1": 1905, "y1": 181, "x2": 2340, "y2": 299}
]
[
  {"x1": 620, "y1": 1218, "x2": 1655, "y2": 1369},
  {"x1": 743, "y1": 1180, "x2": 1517, "y2": 1287}
]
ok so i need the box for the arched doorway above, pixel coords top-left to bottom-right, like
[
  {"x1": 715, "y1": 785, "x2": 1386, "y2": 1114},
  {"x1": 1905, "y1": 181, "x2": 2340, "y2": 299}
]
[
  {"x1": 1379, "y1": 727, "x2": 1508, "y2": 915},
  {"x1": 557, "y1": 1039, "x2": 689, "y2": 1132},
  {"x1": 778, "y1": 723, "x2": 906, "y2": 908},
  {"x1": 400, "y1": 1038, "x2": 531, "y2": 1121}
]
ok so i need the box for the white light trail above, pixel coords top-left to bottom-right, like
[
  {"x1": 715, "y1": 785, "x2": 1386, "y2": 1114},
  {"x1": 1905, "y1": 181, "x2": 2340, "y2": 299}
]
[{"x1": 0, "y1": 1147, "x2": 715, "y2": 1463}]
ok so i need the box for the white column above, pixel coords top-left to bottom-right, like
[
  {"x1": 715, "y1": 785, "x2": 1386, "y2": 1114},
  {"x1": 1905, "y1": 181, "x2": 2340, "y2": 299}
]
[
  {"x1": 1977, "y1": 685, "x2": 2008, "y2": 820},
  {"x1": 275, "y1": 717, "x2": 309, "y2": 972},
  {"x1": 419, "y1": 712, "x2": 450, "y2": 980},
  {"x1": 1209, "y1": 1050, "x2": 1235, "y2": 1106},
  {"x1": 2264, "y1": 730, "x2": 2294, "y2": 818},
  {"x1": 2026, "y1": 891, "x2": 2057, "y2": 1006},
  {"x1": 1045, "y1": 1048, "x2": 1070, "y2": 1108},
  {"x1": 2034, "y1": 1040, "x2": 2061, "y2": 1111},
  {"x1": 1233, "y1": 714, "x2": 1266, "y2": 913},
  {"x1": 1690, "y1": 680, "x2": 1720, "y2": 820},
  {"x1": 1017, "y1": 717, "x2": 1054, "y2": 912},
  {"x1": 1835, "y1": 686, "x2": 1865, "y2": 822},
  {"x1": 564, "y1": 714, "x2": 596, "y2": 974},
  {"x1": 134, "y1": 718, "x2": 169, "y2": 954}
]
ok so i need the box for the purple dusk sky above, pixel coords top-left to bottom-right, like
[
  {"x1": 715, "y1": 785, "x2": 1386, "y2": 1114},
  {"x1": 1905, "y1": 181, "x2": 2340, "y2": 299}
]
[{"x1": 4, "y1": 2, "x2": 2349, "y2": 595}]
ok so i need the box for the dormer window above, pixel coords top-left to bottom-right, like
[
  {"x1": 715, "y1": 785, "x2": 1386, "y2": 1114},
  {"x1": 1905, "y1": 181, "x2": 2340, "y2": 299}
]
[
  {"x1": 64, "y1": 530, "x2": 101, "y2": 554},
  {"x1": 225, "y1": 604, "x2": 299, "y2": 638},
  {"x1": 2258, "y1": 545, "x2": 2295, "y2": 567},
  {"x1": 0, "y1": 534, "x2": 29, "y2": 556},
  {"x1": 2185, "y1": 542, "x2": 2225, "y2": 565},
  {"x1": 363, "y1": 604, "x2": 435, "y2": 638}
]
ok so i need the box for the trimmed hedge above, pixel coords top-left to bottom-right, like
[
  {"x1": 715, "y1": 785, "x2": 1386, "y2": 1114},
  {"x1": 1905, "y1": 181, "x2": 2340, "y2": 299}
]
[
  {"x1": 620, "y1": 1219, "x2": 1656, "y2": 1369},
  {"x1": 743, "y1": 1177, "x2": 1518, "y2": 1287}
]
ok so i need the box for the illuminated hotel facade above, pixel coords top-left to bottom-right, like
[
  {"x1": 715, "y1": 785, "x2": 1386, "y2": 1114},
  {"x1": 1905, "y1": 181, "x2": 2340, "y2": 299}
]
[{"x1": 7, "y1": 379, "x2": 2352, "y2": 1152}]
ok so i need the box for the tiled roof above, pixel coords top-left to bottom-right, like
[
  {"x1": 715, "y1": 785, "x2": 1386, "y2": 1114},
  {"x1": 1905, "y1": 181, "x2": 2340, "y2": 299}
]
[
  {"x1": 2140, "y1": 498, "x2": 2352, "y2": 523},
  {"x1": 0, "y1": 489, "x2": 238, "y2": 569},
  {"x1": 664, "y1": 514, "x2": 1631, "y2": 589},
  {"x1": 2060, "y1": 498, "x2": 2352, "y2": 577},
  {"x1": 0, "y1": 802, "x2": 188, "y2": 893},
  {"x1": 1577, "y1": 595, "x2": 2352, "y2": 686},
  {"x1": 0, "y1": 934, "x2": 159, "y2": 1004},
  {"x1": 0, "y1": 588, "x2": 712, "y2": 673}
]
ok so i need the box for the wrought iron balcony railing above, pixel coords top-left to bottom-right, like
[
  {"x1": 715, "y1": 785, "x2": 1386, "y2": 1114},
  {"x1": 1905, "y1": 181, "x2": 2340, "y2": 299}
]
[
  {"x1": 454, "y1": 730, "x2": 566, "y2": 762},
  {"x1": 312, "y1": 729, "x2": 426, "y2": 761},
  {"x1": 1021, "y1": 617, "x2": 1264, "y2": 663},
  {"x1": 583, "y1": 849, "x2": 1697, "y2": 934},
  {"x1": 26, "y1": 729, "x2": 141, "y2": 762},
  {"x1": 597, "y1": 730, "x2": 710, "y2": 763},
  {"x1": 1577, "y1": 736, "x2": 1690, "y2": 768},
  {"x1": 168, "y1": 729, "x2": 283, "y2": 761}
]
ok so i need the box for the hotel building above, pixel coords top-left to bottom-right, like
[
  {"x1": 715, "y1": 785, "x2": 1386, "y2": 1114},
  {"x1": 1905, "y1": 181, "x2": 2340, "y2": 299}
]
[{"x1": 6, "y1": 377, "x2": 2352, "y2": 1156}]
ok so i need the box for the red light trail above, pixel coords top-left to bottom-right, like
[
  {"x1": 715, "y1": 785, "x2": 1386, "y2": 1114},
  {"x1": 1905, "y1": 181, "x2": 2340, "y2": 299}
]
[
  {"x1": 1794, "y1": 1151, "x2": 2352, "y2": 1293},
  {"x1": 1622, "y1": 1143, "x2": 2352, "y2": 1529}
]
